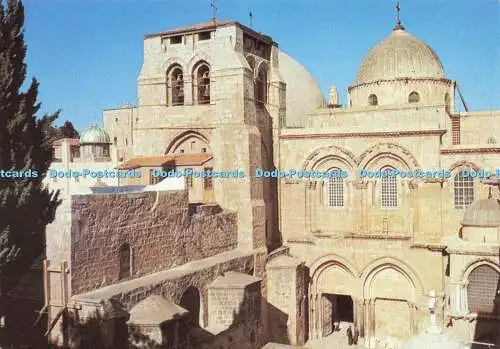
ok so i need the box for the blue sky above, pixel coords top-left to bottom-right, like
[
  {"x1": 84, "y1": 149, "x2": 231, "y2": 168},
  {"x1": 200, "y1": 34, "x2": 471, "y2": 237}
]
[{"x1": 22, "y1": 0, "x2": 499, "y2": 131}]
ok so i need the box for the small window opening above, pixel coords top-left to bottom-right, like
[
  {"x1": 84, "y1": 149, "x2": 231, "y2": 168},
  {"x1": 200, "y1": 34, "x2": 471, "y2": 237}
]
[
  {"x1": 368, "y1": 94, "x2": 378, "y2": 106},
  {"x1": 198, "y1": 31, "x2": 211, "y2": 41},
  {"x1": 170, "y1": 35, "x2": 182, "y2": 44}
]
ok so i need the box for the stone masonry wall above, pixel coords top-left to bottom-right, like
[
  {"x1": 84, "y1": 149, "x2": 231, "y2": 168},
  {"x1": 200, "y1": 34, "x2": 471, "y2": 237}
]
[{"x1": 70, "y1": 190, "x2": 237, "y2": 295}]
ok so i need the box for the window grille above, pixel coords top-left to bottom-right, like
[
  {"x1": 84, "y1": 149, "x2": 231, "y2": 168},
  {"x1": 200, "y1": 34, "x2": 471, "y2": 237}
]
[
  {"x1": 467, "y1": 265, "x2": 499, "y2": 315},
  {"x1": 327, "y1": 169, "x2": 344, "y2": 207},
  {"x1": 381, "y1": 167, "x2": 397, "y2": 208},
  {"x1": 454, "y1": 170, "x2": 474, "y2": 209}
]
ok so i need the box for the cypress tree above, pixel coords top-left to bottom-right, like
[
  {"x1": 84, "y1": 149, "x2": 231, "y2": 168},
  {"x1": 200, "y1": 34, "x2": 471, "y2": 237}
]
[{"x1": 0, "y1": 0, "x2": 61, "y2": 298}]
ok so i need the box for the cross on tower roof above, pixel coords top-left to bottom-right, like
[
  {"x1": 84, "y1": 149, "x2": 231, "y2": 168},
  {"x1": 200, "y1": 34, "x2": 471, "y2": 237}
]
[
  {"x1": 210, "y1": 0, "x2": 217, "y2": 24},
  {"x1": 394, "y1": 1, "x2": 405, "y2": 31}
]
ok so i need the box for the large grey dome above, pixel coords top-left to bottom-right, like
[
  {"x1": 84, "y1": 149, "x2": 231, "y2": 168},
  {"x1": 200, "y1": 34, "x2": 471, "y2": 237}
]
[
  {"x1": 356, "y1": 28, "x2": 445, "y2": 84},
  {"x1": 462, "y1": 197, "x2": 500, "y2": 227},
  {"x1": 79, "y1": 125, "x2": 111, "y2": 144}
]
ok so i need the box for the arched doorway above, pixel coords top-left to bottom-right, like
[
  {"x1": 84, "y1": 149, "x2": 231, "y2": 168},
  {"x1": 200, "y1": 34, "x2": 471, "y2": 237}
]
[
  {"x1": 180, "y1": 286, "x2": 202, "y2": 327},
  {"x1": 362, "y1": 260, "x2": 421, "y2": 348},
  {"x1": 309, "y1": 256, "x2": 359, "y2": 340}
]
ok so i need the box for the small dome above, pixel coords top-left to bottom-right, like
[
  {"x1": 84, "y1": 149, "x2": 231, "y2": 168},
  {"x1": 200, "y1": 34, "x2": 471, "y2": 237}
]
[
  {"x1": 355, "y1": 28, "x2": 445, "y2": 84},
  {"x1": 462, "y1": 197, "x2": 500, "y2": 227},
  {"x1": 403, "y1": 328, "x2": 469, "y2": 349},
  {"x1": 128, "y1": 295, "x2": 189, "y2": 325},
  {"x1": 80, "y1": 125, "x2": 111, "y2": 144}
]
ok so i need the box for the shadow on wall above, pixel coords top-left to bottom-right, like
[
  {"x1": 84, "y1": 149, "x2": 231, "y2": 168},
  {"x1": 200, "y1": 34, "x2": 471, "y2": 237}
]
[
  {"x1": 37, "y1": 283, "x2": 281, "y2": 349},
  {"x1": 259, "y1": 107, "x2": 282, "y2": 253},
  {"x1": 0, "y1": 262, "x2": 47, "y2": 348}
]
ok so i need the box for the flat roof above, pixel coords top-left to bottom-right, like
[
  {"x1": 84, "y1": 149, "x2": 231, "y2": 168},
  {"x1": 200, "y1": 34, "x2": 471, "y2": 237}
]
[{"x1": 145, "y1": 19, "x2": 276, "y2": 45}]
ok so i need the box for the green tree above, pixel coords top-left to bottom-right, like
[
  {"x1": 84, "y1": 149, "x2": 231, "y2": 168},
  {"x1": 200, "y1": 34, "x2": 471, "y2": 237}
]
[{"x1": 0, "y1": 0, "x2": 60, "y2": 303}]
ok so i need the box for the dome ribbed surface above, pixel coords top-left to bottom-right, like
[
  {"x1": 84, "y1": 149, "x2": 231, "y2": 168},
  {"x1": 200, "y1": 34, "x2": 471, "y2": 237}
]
[
  {"x1": 462, "y1": 198, "x2": 500, "y2": 227},
  {"x1": 80, "y1": 125, "x2": 111, "y2": 144},
  {"x1": 356, "y1": 28, "x2": 445, "y2": 84}
]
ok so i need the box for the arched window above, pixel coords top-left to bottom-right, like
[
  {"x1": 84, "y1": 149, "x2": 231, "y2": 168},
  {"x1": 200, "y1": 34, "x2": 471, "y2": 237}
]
[
  {"x1": 444, "y1": 93, "x2": 451, "y2": 112},
  {"x1": 454, "y1": 169, "x2": 474, "y2": 209},
  {"x1": 193, "y1": 62, "x2": 210, "y2": 104},
  {"x1": 327, "y1": 168, "x2": 344, "y2": 207},
  {"x1": 168, "y1": 65, "x2": 184, "y2": 106},
  {"x1": 380, "y1": 166, "x2": 398, "y2": 208},
  {"x1": 255, "y1": 67, "x2": 268, "y2": 105},
  {"x1": 118, "y1": 243, "x2": 131, "y2": 280},
  {"x1": 467, "y1": 265, "x2": 499, "y2": 316},
  {"x1": 408, "y1": 91, "x2": 420, "y2": 103},
  {"x1": 113, "y1": 136, "x2": 117, "y2": 145},
  {"x1": 368, "y1": 94, "x2": 378, "y2": 106}
]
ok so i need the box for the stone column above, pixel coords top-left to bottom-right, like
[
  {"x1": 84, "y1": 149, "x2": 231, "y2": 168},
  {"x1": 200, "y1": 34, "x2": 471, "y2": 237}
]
[
  {"x1": 408, "y1": 302, "x2": 418, "y2": 336},
  {"x1": 313, "y1": 294, "x2": 320, "y2": 339},
  {"x1": 183, "y1": 77, "x2": 193, "y2": 105},
  {"x1": 369, "y1": 299, "x2": 376, "y2": 349},
  {"x1": 354, "y1": 180, "x2": 368, "y2": 232},
  {"x1": 359, "y1": 299, "x2": 365, "y2": 337}
]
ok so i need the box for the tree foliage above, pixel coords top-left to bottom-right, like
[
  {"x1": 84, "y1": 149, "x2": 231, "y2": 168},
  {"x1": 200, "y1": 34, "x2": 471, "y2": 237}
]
[{"x1": 0, "y1": 0, "x2": 60, "y2": 295}]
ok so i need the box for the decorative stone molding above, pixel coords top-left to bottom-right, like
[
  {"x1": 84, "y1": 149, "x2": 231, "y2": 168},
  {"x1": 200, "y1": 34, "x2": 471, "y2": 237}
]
[
  {"x1": 448, "y1": 160, "x2": 480, "y2": 172},
  {"x1": 301, "y1": 145, "x2": 357, "y2": 173},
  {"x1": 358, "y1": 142, "x2": 419, "y2": 169}
]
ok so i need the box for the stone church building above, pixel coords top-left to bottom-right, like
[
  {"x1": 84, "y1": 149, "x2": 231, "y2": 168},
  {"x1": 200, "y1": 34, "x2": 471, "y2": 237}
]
[{"x1": 42, "y1": 10, "x2": 499, "y2": 349}]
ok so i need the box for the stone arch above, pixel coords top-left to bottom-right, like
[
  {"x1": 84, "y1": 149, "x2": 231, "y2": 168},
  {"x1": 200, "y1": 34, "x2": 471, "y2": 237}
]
[
  {"x1": 448, "y1": 160, "x2": 480, "y2": 173},
  {"x1": 255, "y1": 61, "x2": 269, "y2": 104},
  {"x1": 360, "y1": 257, "x2": 423, "y2": 302},
  {"x1": 162, "y1": 56, "x2": 188, "y2": 75},
  {"x1": 358, "y1": 143, "x2": 419, "y2": 171},
  {"x1": 191, "y1": 60, "x2": 211, "y2": 105},
  {"x1": 255, "y1": 60, "x2": 270, "y2": 78},
  {"x1": 461, "y1": 259, "x2": 500, "y2": 281},
  {"x1": 179, "y1": 286, "x2": 203, "y2": 327},
  {"x1": 462, "y1": 260, "x2": 500, "y2": 316},
  {"x1": 302, "y1": 145, "x2": 357, "y2": 175},
  {"x1": 165, "y1": 130, "x2": 211, "y2": 154},
  {"x1": 245, "y1": 54, "x2": 256, "y2": 72},
  {"x1": 186, "y1": 52, "x2": 212, "y2": 74},
  {"x1": 309, "y1": 254, "x2": 360, "y2": 297}
]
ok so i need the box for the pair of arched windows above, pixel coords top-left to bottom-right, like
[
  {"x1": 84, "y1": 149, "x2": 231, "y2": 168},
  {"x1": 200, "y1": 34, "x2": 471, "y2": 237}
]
[
  {"x1": 326, "y1": 167, "x2": 397, "y2": 208},
  {"x1": 367, "y1": 91, "x2": 420, "y2": 106},
  {"x1": 326, "y1": 166, "x2": 476, "y2": 210},
  {"x1": 167, "y1": 62, "x2": 211, "y2": 106}
]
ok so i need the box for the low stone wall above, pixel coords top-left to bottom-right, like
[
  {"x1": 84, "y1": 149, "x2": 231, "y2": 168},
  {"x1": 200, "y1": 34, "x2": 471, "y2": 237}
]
[{"x1": 70, "y1": 190, "x2": 238, "y2": 295}]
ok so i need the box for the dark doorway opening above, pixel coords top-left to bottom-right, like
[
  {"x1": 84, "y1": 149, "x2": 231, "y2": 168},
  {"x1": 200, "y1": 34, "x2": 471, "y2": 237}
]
[
  {"x1": 337, "y1": 294, "x2": 354, "y2": 322},
  {"x1": 321, "y1": 293, "x2": 354, "y2": 336},
  {"x1": 180, "y1": 286, "x2": 201, "y2": 327}
]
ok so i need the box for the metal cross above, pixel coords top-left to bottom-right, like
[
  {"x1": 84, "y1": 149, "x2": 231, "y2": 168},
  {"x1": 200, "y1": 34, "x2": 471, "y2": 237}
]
[
  {"x1": 210, "y1": 0, "x2": 217, "y2": 23},
  {"x1": 249, "y1": 10, "x2": 253, "y2": 28},
  {"x1": 396, "y1": 1, "x2": 401, "y2": 25}
]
